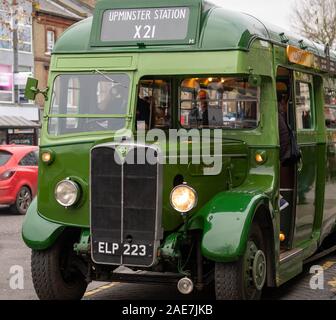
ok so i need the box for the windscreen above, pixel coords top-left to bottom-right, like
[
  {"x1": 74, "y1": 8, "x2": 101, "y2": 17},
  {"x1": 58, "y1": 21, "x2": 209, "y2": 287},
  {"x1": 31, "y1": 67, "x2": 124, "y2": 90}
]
[{"x1": 48, "y1": 73, "x2": 130, "y2": 136}]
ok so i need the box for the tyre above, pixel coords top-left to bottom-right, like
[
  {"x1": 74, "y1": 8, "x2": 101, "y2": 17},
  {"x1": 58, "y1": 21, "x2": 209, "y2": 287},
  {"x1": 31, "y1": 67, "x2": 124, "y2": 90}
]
[
  {"x1": 215, "y1": 223, "x2": 267, "y2": 300},
  {"x1": 31, "y1": 232, "x2": 88, "y2": 300},
  {"x1": 10, "y1": 186, "x2": 32, "y2": 215}
]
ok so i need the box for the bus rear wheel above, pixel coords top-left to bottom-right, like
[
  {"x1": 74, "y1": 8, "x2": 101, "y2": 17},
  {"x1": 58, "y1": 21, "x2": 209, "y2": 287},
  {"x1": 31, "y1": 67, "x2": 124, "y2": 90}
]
[
  {"x1": 31, "y1": 233, "x2": 88, "y2": 300},
  {"x1": 215, "y1": 224, "x2": 267, "y2": 300}
]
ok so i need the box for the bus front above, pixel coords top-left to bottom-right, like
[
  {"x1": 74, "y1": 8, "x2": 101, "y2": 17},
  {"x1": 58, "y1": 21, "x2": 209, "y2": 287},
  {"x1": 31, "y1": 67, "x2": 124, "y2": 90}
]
[{"x1": 23, "y1": 0, "x2": 278, "y2": 300}]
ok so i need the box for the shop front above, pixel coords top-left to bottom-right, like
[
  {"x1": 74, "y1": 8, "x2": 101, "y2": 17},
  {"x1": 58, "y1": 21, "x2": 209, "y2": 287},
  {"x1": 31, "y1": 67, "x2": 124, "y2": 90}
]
[{"x1": 0, "y1": 116, "x2": 40, "y2": 145}]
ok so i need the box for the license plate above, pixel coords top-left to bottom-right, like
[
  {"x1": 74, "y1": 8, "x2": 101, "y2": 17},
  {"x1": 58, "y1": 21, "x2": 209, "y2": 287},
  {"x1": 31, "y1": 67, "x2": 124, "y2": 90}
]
[{"x1": 95, "y1": 241, "x2": 151, "y2": 257}]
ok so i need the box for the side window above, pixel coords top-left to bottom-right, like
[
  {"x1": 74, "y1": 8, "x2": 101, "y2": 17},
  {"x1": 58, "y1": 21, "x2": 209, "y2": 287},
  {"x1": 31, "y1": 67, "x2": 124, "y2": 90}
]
[
  {"x1": 19, "y1": 152, "x2": 38, "y2": 166},
  {"x1": 137, "y1": 79, "x2": 171, "y2": 130},
  {"x1": 324, "y1": 86, "x2": 336, "y2": 129},
  {"x1": 180, "y1": 77, "x2": 259, "y2": 129},
  {"x1": 295, "y1": 81, "x2": 313, "y2": 130}
]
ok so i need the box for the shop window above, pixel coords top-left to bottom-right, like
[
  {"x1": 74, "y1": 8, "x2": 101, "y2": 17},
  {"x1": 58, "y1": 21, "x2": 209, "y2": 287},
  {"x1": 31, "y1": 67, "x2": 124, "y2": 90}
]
[
  {"x1": 17, "y1": 66, "x2": 33, "y2": 104},
  {"x1": 0, "y1": 10, "x2": 12, "y2": 49},
  {"x1": 0, "y1": 64, "x2": 13, "y2": 103},
  {"x1": 0, "y1": 6, "x2": 32, "y2": 53},
  {"x1": 18, "y1": 25, "x2": 32, "y2": 53}
]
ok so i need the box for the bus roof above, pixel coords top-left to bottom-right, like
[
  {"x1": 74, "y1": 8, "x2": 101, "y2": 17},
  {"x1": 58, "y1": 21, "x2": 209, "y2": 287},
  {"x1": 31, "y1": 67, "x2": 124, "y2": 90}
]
[{"x1": 53, "y1": 0, "x2": 336, "y2": 69}]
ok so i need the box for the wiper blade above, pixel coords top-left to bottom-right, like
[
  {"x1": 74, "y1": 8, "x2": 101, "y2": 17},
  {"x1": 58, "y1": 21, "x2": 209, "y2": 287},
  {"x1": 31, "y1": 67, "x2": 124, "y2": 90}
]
[{"x1": 94, "y1": 69, "x2": 128, "y2": 88}]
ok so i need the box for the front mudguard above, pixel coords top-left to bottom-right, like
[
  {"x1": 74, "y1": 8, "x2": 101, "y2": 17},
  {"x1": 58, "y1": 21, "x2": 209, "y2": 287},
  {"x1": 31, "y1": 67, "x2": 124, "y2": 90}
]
[
  {"x1": 22, "y1": 198, "x2": 65, "y2": 250},
  {"x1": 188, "y1": 192, "x2": 272, "y2": 263}
]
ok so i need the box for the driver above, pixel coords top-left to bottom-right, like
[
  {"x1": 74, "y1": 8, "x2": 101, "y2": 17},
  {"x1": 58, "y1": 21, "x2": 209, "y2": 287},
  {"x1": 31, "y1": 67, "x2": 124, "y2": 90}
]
[
  {"x1": 97, "y1": 85, "x2": 126, "y2": 114},
  {"x1": 87, "y1": 85, "x2": 126, "y2": 131}
]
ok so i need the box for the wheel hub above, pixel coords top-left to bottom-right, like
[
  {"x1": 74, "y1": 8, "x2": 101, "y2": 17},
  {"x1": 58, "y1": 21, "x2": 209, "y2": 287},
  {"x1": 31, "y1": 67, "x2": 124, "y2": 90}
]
[
  {"x1": 252, "y1": 250, "x2": 267, "y2": 290},
  {"x1": 244, "y1": 241, "x2": 267, "y2": 294}
]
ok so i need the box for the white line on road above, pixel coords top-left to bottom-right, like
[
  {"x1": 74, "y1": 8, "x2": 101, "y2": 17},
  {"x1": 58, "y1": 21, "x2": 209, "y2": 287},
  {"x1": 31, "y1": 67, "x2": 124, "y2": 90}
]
[{"x1": 84, "y1": 282, "x2": 120, "y2": 297}]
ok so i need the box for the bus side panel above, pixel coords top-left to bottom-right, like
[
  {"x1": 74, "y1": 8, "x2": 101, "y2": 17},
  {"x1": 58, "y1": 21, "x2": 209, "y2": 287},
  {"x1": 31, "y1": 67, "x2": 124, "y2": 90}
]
[{"x1": 322, "y1": 132, "x2": 336, "y2": 241}]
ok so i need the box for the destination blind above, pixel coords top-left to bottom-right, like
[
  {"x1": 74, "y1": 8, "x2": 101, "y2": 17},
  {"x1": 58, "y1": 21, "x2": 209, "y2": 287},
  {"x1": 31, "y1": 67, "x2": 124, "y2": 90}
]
[{"x1": 100, "y1": 7, "x2": 191, "y2": 43}]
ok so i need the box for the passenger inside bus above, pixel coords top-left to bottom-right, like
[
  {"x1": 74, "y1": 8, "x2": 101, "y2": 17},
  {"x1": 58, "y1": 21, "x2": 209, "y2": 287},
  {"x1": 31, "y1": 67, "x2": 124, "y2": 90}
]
[
  {"x1": 136, "y1": 96, "x2": 151, "y2": 129},
  {"x1": 277, "y1": 91, "x2": 291, "y2": 211},
  {"x1": 136, "y1": 79, "x2": 171, "y2": 130},
  {"x1": 180, "y1": 77, "x2": 259, "y2": 129},
  {"x1": 278, "y1": 92, "x2": 291, "y2": 165},
  {"x1": 198, "y1": 89, "x2": 209, "y2": 126},
  {"x1": 97, "y1": 85, "x2": 127, "y2": 114}
]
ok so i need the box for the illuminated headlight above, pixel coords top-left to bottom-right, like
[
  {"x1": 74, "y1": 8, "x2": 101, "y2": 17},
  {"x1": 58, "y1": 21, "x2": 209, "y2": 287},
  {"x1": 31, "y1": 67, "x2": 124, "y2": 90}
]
[
  {"x1": 55, "y1": 180, "x2": 80, "y2": 207},
  {"x1": 170, "y1": 185, "x2": 198, "y2": 214}
]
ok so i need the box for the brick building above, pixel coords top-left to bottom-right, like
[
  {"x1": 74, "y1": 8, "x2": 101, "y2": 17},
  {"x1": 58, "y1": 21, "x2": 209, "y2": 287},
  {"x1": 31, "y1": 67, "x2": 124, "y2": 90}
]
[
  {"x1": 0, "y1": 0, "x2": 95, "y2": 144},
  {"x1": 33, "y1": 0, "x2": 95, "y2": 107}
]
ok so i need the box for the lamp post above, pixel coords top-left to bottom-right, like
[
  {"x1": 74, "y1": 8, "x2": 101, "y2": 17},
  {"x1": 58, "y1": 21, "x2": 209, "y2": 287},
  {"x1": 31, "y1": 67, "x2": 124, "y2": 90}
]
[{"x1": 11, "y1": 0, "x2": 19, "y2": 104}]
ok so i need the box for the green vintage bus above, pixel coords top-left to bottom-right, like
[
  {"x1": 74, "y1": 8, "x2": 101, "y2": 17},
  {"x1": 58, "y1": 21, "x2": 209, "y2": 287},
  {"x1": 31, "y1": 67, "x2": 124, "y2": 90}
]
[{"x1": 23, "y1": 0, "x2": 336, "y2": 300}]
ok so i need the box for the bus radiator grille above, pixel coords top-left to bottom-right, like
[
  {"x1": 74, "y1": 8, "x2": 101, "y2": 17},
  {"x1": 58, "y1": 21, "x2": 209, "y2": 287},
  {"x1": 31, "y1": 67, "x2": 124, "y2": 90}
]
[{"x1": 90, "y1": 145, "x2": 159, "y2": 267}]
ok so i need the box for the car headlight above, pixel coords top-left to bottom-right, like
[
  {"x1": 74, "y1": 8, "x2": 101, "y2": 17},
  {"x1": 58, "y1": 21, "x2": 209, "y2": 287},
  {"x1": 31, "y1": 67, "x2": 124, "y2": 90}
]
[
  {"x1": 55, "y1": 180, "x2": 80, "y2": 207},
  {"x1": 170, "y1": 184, "x2": 197, "y2": 214}
]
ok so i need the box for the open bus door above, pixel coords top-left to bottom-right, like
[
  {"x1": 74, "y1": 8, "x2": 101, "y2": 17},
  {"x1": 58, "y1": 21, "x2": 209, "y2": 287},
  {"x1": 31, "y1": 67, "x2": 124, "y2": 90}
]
[
  {"x1": 277, "y1": 68, "x2": 318, "y2": 251},
  {"x1": 292, "y1": 72, "x2": 319, "y2": 247}
]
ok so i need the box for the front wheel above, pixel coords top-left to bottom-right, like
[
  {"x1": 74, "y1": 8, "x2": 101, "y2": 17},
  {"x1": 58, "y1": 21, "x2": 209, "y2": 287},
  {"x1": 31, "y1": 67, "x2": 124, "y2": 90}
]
[
  {"x1": 31, "y1": 233, "x2": 88, "y2": 300},
  {"x1": 215, "y1": 224, "x2": 267, "y2": 300}
]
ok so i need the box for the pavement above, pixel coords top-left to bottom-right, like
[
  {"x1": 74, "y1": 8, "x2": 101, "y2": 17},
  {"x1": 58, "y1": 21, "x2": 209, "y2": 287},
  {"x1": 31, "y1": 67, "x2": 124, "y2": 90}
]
[{"x1": 0, "y1": 205, "x2": 336, "y2": 301}]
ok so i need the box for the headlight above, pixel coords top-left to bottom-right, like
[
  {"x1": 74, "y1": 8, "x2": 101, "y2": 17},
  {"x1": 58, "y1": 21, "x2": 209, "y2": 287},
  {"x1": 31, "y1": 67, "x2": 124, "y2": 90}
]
[
  {"x1": 170, "y1": 185, "x2": 197, "y2": 214},
  {"x1": 55, "y1": 180, "x2": 80, "y2": 207}
]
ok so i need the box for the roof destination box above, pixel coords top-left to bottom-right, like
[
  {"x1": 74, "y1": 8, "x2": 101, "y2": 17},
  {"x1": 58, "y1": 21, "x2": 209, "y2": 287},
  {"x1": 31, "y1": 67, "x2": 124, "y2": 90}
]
[{"x1": 90, "y1": 0, "x2": 202, "y2": 47}]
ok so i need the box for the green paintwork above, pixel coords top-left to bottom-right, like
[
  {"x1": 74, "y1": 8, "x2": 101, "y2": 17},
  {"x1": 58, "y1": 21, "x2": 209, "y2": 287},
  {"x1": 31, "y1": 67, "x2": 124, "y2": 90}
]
[
  {"x1": 22, "y1": 0, "x2": 336, "y2": 290},
  {"x1": 74, "y1": 229, "x2": 90, "y2": 254},
  {"x1": 160, "y1": 232, "x2": 182, "y2": 260},
  {"x1": 22, "y1": 198, "x2": 65, "y2": 250},
  {"x1": 188, "y1": 149, "x2": 277, "y2": 262},
  {"x1": 190, "y1": 193, "x2": 270, "y2": 262}
]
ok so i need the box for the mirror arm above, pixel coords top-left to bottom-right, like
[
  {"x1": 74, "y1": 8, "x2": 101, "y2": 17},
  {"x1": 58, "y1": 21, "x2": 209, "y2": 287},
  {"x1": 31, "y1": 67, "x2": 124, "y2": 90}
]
[{"x1": 31, "y1": 87, "x2": 49, "y2": 101}]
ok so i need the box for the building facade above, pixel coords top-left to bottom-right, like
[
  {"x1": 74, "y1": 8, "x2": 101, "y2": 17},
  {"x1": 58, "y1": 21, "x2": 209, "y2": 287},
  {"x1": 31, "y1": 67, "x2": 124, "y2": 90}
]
[
  {"x1": 0, "y1": 0, "x2": 94, "y2": 144},
  {"x1": 0, "y1": 0, "x2": 37, "y2": 144},
  {"x1": 0, "y1": 0, "x2": 34, "y2": 105},
  {"x1": 33, "y1": 0, "x2": 94, "y2": 107}
]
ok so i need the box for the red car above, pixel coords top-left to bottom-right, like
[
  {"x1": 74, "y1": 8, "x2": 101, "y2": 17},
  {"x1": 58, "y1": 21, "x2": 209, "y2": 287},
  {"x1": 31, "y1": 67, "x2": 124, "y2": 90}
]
[{"x1": 0, "y1": 145, "x2": 39, "y2": 215}]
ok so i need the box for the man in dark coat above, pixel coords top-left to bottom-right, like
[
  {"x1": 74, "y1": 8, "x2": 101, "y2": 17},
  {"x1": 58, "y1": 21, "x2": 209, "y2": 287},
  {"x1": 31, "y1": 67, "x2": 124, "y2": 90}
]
[
  {"x1": 198, "y1": 90, "x2": 209, "y2": 126},
  {"x1": 278, "y1": 92, "x2": 291, "y2": 211},
  {"x1": 136, "y1": 96, "x2": 151, "y2": 129},
  {"x1": 278, "y1": 92, "x2": 291, "y2": 165}
]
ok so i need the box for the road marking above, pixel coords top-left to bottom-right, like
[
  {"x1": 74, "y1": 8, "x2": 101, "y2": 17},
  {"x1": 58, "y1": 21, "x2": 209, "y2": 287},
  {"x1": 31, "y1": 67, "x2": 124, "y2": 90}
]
[
  {"x1": 328, "y1": 277, "x2": 336, "y2": 289},
  {"x1": 322, "y1": 261, "x2": 336, "y2": 271},
  {"x1": 84, "y1": 283, "x2": 119, "y2": 297}
]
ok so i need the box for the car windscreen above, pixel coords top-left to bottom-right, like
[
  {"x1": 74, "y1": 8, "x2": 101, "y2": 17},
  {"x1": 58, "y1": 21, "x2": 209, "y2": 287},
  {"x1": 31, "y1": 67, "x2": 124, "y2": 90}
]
[
  {"x1": 48, "y1": 73, "x2": 130, "y2": 136},
  {"x1": 0, "y1": 150, "x2": 12, "y2": 166}
]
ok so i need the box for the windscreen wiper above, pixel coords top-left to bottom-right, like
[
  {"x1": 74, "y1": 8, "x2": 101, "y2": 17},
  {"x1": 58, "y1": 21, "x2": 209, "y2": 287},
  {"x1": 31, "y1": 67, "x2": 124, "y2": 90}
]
[{"x1": 94, "y1": 69, "x2": 128, "y2": 88}]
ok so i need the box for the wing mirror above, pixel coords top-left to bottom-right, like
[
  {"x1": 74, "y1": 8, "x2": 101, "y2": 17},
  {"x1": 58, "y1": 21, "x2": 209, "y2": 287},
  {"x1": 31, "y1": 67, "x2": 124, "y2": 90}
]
[{"x1": 25, "y1": 77, "x2": 49, "y2": 101}]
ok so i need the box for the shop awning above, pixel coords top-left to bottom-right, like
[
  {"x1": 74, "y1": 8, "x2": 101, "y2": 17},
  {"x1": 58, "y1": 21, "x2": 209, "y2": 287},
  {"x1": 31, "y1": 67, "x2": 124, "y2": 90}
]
[{"x1": 0, "y1": 116, "x2": 41, "y2": 129}]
